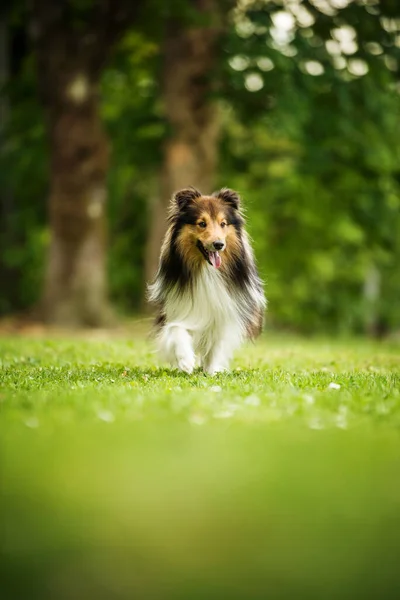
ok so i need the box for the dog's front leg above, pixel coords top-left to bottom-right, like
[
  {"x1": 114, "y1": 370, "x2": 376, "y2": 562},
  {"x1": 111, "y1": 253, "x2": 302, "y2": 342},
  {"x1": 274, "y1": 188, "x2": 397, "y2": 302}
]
[
  {"x1": 203, "y1": 325, "x2": 243, "y2": 375},
  {"x1": 160, "y1": 324, "x2": 196, "y2": 374},
  {"x1": 204, "y1": 342, "x2": 231, "y2": 375}
]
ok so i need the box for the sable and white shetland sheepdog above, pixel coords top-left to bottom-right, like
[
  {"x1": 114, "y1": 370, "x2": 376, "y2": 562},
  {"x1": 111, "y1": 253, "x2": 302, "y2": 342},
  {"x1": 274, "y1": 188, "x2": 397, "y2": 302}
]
[{"x1": 148, "y1": 187, "x2": 266, "y2": 375}]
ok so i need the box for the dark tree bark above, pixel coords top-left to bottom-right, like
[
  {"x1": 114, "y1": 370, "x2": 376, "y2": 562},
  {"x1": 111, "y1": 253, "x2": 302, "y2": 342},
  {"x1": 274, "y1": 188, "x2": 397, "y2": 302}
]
[
  {"x1": 145, "y1": 0, "x2": 225, "y2": 285},
  {"x1": 31, "y1": 0, "x2": 142, "y2": 326},
  {"x1": 0, "y1": 14, "x2": 11, "y2": 250}
]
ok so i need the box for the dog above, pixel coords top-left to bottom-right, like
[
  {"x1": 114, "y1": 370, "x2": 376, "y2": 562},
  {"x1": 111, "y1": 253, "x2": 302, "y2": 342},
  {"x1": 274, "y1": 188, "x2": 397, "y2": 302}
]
[{"x1": 148, "y1": 187, "x2": 266, "y2": 374}]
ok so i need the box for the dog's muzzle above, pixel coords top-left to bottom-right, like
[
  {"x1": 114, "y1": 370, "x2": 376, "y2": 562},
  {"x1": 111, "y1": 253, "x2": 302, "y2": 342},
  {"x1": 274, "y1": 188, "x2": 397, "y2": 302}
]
[{"x1": 196, "y1": 240, "x2": 223, "y2": 269}]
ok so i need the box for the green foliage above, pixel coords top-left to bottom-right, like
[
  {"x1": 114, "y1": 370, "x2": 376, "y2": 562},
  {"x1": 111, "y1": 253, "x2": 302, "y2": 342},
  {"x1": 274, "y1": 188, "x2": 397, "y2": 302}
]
[
  {"x1": 0, "y1": 57, "x2": 48, "y2": 314},
  {"x1": 0, "y1": 30, "x2": 162, "y2": 314},
  {"x1": 220, "y1": 78, "x2": 400, "y2": 332},
  {"x1": 102, "y1": 32, "x2": 163, "y2": 310},
  {"x1": 2, "y1": 0, "x2": 400, "y2": 331},
  {"x1": 218, "y1": 0, "x2": 400, "y2": 333}
]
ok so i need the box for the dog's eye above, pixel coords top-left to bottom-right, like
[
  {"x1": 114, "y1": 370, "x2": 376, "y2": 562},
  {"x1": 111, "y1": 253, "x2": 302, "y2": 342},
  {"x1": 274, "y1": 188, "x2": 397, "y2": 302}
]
[
  {"x1": 198, "y1": 221, "x2": 207, "y2": 228},
  {"x1": 221, "y1": 222, "x2": 227, "y2": 228}
]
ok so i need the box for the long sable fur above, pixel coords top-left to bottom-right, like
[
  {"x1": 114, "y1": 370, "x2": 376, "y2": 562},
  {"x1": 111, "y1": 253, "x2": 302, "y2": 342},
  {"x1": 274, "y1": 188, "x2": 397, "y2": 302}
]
[{"x1": 148, "y1": 187, "x2": 265, "y2": 339}]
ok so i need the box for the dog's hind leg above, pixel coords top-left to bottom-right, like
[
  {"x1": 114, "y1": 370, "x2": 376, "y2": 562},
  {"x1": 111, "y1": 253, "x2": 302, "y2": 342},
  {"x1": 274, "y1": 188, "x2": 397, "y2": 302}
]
[{"x1": 158, "y1": 324, "x2": 195, "y2": 374}]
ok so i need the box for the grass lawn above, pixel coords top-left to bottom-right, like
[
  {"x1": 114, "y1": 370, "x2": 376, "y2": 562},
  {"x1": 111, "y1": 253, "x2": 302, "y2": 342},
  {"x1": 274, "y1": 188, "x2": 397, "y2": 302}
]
[
  {"x1": 1, "y1": 327, "x2": 400, "y2": 598},
  {"x1": 1, "y1": 328, "x2": 400, "y2": 427}
]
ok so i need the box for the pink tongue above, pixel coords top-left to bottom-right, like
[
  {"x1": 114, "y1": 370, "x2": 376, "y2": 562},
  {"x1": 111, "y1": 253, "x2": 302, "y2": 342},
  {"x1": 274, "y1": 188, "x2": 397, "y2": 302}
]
[{"x1": 209, "y1": 251, "x2": 221, "y2": 269}]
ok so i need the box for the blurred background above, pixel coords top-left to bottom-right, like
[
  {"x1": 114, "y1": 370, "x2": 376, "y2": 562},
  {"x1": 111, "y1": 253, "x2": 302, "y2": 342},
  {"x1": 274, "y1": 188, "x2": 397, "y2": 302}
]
[{"x1": 1, "y1": 0, "x2": 400, "y2": 334}]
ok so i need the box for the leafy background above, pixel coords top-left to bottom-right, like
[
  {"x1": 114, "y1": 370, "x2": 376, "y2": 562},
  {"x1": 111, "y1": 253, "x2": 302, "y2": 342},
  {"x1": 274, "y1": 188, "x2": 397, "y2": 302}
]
[{"x1": 1, "y1": 0, "x2": 400, "y2": 333}]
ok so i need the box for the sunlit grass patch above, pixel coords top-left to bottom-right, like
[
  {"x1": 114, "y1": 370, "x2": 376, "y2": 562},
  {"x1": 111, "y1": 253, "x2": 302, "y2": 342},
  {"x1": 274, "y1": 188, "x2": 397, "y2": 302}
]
[
  {"x1": 1, "y1": 332, "x2": 400, "y2": 597},
  {"x1": 0, "y1": 332, "x2": 399, "y2": 429}
]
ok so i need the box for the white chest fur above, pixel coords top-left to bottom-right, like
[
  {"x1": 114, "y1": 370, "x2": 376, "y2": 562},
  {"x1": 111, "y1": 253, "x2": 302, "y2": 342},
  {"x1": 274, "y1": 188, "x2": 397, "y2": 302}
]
[
  {"x1": 163, "y1": 266, "x2": 244, "y2": 359},
  {"x1": 165, "y1": 267, "x2": 238, "y2": 328}
]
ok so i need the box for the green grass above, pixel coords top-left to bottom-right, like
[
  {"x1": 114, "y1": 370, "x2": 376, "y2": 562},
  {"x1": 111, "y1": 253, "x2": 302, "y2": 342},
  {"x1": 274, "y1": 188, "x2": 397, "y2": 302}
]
[
  {"x1": 1, "y1": 329, "x2": 400, "y2": 598},
  {"x1": 1, "y1": 330, "x2": 399, "y2": 428}
]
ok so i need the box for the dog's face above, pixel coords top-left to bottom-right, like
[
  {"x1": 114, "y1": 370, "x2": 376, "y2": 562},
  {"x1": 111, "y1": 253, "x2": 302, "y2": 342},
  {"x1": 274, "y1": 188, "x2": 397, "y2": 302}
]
[{"x1": 171, "y1": 188, "x2": 243, "y2": 270}]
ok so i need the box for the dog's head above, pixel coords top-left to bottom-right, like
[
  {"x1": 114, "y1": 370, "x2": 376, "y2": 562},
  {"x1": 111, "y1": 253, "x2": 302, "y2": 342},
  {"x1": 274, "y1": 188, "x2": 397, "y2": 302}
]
[{"x1": 169, "y1": 187, "x2": 244, "y2": 269}]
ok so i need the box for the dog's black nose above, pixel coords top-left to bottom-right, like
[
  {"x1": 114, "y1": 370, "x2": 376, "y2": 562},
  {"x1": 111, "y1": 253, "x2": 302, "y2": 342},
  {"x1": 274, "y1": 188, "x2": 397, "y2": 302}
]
[{"x1": 213, "y1": 241, "x2": 224, "y2": 250}]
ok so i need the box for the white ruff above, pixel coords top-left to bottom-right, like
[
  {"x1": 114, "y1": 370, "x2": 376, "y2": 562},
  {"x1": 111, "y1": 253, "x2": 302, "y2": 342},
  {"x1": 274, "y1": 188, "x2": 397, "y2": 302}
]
[{"x1": 157, "y1": 266, "x2": 247, "y2": 374}]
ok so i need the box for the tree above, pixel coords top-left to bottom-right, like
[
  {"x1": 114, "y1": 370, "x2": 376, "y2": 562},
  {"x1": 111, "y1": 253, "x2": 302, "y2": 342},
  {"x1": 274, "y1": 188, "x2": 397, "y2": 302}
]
[
  {"x1": 31, "y1": 0, "x2": 143, "y2": 326},
  {"x1": 145, "y1": 0, "x2": 229, "y2": 283},
  {"x1": 220, "y1": 0, "x2": 400, "y2": 334},
  {"x1": 3, "y1": 0, "x2": 400, "y2": 334}
]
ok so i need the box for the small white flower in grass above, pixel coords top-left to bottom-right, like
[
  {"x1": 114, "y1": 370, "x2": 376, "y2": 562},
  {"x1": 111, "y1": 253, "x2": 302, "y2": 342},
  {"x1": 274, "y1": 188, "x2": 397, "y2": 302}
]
[
  {"x1": 244, "y1": 394, "x2": 261, "y2": 407},
  {"x1": 25, "y1": 417, "x2": 39, "y2": 429},
  {"x1": 97, "y1": 410, "x2": 115, "y2": 423},
  {"x1": 303, "y1": 394, "x2": 315, "y2": 405},
  {"x1": 214, "y1": 410, "x2": 234, "y2": 419},
  {"x1": 309, "y1": 417, "x2": 324, "y2": 430},
  {"x1": 328, "y1": 382, "x2": 341, "y2": 390},
  {"x1": 336, "y1": 412, "x2": 348, "y2": 429},
  {"x1": 189, "y1": 413, "x2": 207, "y2": 426},
  {"x1": 210, "y1": 385, "x2": 222, "y2": 393}
]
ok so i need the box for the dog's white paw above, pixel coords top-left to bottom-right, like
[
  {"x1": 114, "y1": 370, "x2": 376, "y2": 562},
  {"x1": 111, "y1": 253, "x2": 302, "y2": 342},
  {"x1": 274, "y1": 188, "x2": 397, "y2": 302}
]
[{"x1": 177, "y1": 355, "x2": 196, "y2": 374}]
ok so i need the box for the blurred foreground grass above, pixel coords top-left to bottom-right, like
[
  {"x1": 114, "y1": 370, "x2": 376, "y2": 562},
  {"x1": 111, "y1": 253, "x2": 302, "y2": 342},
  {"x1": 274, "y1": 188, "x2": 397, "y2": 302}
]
[{"x1": 1, "y1": 329, "x2": 400, "y2": 598}]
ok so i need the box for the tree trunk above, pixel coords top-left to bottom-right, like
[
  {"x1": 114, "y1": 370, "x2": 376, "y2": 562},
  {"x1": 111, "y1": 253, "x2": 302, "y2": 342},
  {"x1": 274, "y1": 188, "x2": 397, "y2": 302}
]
[
  {"x1": 145, "y1": 0, "x2": 222, "y2": 285},
  {"x1": 0, "y1": 14, "x2": 11, "y2": 266},
  {"x1": 31, "y1": 0, "x2": 142, "y2": 326},
  {"x1": 41, "y1": 76, "x2": 111, "y2": 326}
]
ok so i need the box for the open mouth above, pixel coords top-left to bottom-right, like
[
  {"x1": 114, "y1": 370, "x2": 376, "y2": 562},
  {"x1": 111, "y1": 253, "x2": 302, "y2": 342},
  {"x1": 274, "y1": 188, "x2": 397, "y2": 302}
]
[{"x1": 196, "y1": 240, "x2": 222, "y2": 269}]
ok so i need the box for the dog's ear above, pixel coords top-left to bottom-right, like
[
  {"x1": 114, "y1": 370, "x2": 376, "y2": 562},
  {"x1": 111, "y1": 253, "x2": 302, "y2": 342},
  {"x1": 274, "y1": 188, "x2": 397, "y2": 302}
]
[
  {"x1": 214, "y1": 188, "x2": 241, "y2": 210},
  {"x1": 173, "y1": 187, "x2": 202, "y2": 210}
]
